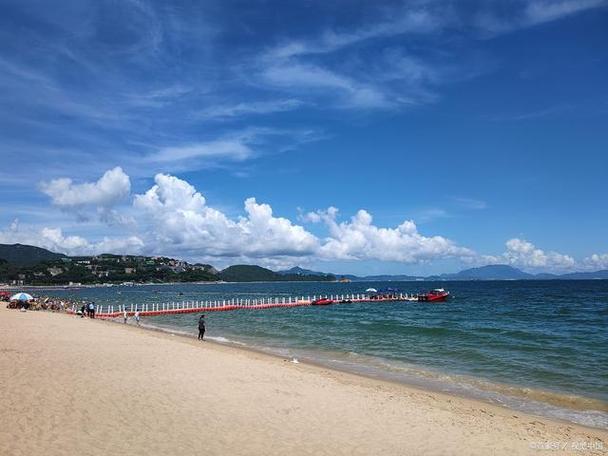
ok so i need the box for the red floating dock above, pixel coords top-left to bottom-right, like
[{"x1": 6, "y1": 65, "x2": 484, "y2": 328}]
[{"x1": 69, "y1": 293, "x2": 421, "y2": 319}]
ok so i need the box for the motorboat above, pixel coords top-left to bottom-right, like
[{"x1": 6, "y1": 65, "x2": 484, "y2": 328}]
[
  {"x1": 311, "y1": 297, "x2": 333, "y2": 306},
  {"x1": 418, "y1": 288, "x2": 450, "y2": 302}
]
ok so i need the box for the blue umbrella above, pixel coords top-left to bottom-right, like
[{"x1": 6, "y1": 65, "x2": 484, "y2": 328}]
[{"x1": 10, "y1": 292, "x2": 34, "y2": 301}]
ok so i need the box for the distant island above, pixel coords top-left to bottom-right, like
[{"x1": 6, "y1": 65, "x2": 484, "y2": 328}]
[{"x1": 1, "y1": 243, "x2": 606, "y2": 286}]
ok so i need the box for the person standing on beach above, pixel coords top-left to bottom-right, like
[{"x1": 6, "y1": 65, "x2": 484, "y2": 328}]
[
  {"x1": 198, "y1": 314, "x2": 205, "y2": 340},
  {"x1": 123, "y1": 309, "x2": 128, "y2": 324},
  {"x1": 135, "y1": 311, "x2": 140, "y2": 326}
]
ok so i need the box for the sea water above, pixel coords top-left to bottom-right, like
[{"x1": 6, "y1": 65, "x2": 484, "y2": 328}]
[{"x1": 41, "y1": 280, "x2": 608, "y2": 428}]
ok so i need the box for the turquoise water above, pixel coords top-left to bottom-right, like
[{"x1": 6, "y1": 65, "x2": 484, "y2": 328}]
[{"x1": 40, "y1": 280, "x2": 608, "y2": 428}]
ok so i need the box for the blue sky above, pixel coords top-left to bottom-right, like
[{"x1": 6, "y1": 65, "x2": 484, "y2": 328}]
[{"x1": 0, "y1": 0, "x2": 607, "y2": 274}]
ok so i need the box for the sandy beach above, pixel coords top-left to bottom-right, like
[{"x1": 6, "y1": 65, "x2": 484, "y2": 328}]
[{"x1": 1, "y1": 306, "x2": 606, "y2": 456}]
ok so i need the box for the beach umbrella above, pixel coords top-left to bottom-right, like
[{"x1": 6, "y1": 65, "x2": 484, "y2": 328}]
[
  {"x1": 10, "y1": 292, "x2": 34, "y2": 302},
  {"x1": 365, "y1": 288, "x2": 377, "y2": 293}
]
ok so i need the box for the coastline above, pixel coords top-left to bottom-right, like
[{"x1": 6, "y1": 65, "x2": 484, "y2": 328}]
[
  {"x1": 134, "y1": 318, "x2": 608, "y2": 429},
  {"x1": 1, "y1": 306, "x2": 606, "y2": 455}
]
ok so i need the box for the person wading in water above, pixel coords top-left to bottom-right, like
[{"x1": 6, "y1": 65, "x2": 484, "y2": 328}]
[{"x1": 198, "y1": 314, "x2": 206, "y2": 340}]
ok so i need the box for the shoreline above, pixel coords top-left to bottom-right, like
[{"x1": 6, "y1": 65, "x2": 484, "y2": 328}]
[
  {"x1": 1, "y1": 306, "x2": 606, "y2": 455},
  {"x1": 133, "y1": 317, "x2": 608, "y2": 430},
  {"x1": 5, "y1": 286, "x2": 608, "y2": 430}
]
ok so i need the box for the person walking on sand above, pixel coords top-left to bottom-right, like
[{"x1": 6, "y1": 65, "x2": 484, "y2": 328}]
[
  {"x1": 123, "y1": 309, "x2": 128, "y2": 324},
  {"x1": 198, "y1": 314, "x2": 206, "y2": 340},
  {"x1": 135, "y1": 310, "x2": 140, "y2": 326}
]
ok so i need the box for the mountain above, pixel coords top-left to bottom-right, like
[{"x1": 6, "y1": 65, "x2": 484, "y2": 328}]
[
  {"x1": 277, "y1": 267, "x2": 421, "y2": 282},
  {"x1": 277, "y1": 266, "x2": 332, "y2": 277},
  {"x1": 2, "y1": 243, "x2": 607, "y2": 284},
  {"x1": 559, "y1": 270, "x2": 608, "y2": 280},
  {"x1": 347, "y1": 274, "x2": 422, "y2": 282},
  {"x1": 333, "y1": 274, "x2": 417, "y2": 282},
  {"x1": 220, "y1": 265, "x2": 279, "y2": 282},
  {"x1": 220, "y1": 265, "x2": 335, "y2": 282},
  {"x1": 440, "y1": 265, "x2": 533, "y2": 280},
  {"x1": 277, "y1": 264, "x2": 608, "y2": 282},
  {"x1": 0, "y1": 243, "x2": 66, "y2": 267}
]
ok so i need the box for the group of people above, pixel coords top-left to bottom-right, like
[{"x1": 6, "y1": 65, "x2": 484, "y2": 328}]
[
  {"x1": 79, "y1": 302, "x2": 97, "y2": 318},
  {"x1": 4, "y1": 295, "x2": 74, "y2": 312},
  {"x1": 122, "y1": 309, "x2": 141, "y2": 325},
  {"x1": 119, "y1": 308, "x2": 204, "y2": 340},
  {"x1": 4, "y1": 291, "x2": 208, "y2": 341}
]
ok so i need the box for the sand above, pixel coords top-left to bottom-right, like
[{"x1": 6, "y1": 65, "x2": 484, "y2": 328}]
[{"x1": 1, "y1": 306, "x2": 606, "y2": 456}]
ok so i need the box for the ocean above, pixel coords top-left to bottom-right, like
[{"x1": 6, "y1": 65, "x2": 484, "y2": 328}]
[{"x1": 39, "y1": 280, "x2": 608, "y2": 429}]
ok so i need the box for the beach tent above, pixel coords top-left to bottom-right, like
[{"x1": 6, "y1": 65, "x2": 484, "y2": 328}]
[{"x1": 10, "y1": 292, "x2": 34, "y2": 302}]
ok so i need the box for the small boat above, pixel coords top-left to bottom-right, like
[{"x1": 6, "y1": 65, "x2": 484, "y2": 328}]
[
  {"x1": 311, "y1": 297, "x2": 334, "y2": 306},
  {"x1": 418, "y1": 288, "x2": 450, "y2": 302}
]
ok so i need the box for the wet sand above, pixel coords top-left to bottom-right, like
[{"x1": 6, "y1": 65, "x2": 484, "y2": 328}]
[{"x1": 1, "y1": 306, "x2": 606, "y2": 455}]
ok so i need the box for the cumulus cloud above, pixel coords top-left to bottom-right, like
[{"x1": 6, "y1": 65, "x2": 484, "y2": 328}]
[
  {"x1": 305, "y1": 207, "x2": 475, "y2": 263},
  {"x1": 40, "y1": 166, "x2": 131, "y2": 209},
  {"x1": 0, "y1": 220, "x2": 143, "y2": 256},
  {"x1": 467, "y1": 239, "x2": 608, "y2": 273},
  {"x1": 582, "y1": 253, "x2": 608, "y2": 270},
  {"x1": 130, "y1": 174, "x2": 478, "y2": 265},
  {"x1": 29, "y1": 169, "x2": 606, "y2": 272},
  {"x1": 503, "y1": 238, "x2": 576, "y2": 270},
  {"x1": 133, "y1": 174, "x2": 319, "y2": 258}
]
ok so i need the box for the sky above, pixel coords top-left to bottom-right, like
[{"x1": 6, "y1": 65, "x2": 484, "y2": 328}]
[{"x1": 0, "y1": 0, "x2": 607, "y2": 275}]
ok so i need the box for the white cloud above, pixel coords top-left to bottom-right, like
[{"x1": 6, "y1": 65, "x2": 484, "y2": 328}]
[
  {"x1": 254, "y1": 6, "x2": 454, "y2": 111},
  {"x1": 149, "y1": 139, "x2": 254, "y2": 163},
  {"x1": 477, "y1": 0, "x2": 607, "y2": 35},
  {"x1": 262, "y1": 63, "x2": 358, "y2": 91},
  {"x1": 146, "y1": 127, "x2": 321, "y2": 168},
  {"x1": 131, "y1": 174, "x2": 478, "y2": 264},
  {"x1": 306, "y1": 207, "x2": 475, "y2": 263},
  {"x1": 503, "y1": 238, "x2": 576, "y2": 271},
  {"x1": 25, "y1": 169, "x2": 608, "y2": 273},
  {"x1": 40, "y1": 166, "x2": 131, "y2": 209},
  {"x1": 197, "y1": 99, "x2": 304, "y2": 120},
  {"x1": 262, "y1": 63, "x2": 392, "y2": 109},
  {"x1": 266, "y1": 8, "x2": 443, "y2": 60},
  {"x1": 133, "y1": 174, "x2": 319, "y2": 258},
  {"x1": 524, "y1": 0, "x2": 607, "y2": 25},
  {"x1": 467, "y1": 239, "x2": 608, "y2": 273},
  {"x1": 0, "y1": 220, "x2": 143, "y2": 256},
  {"x1": 582, "y1": 253, "x2": 608, "y2": 270}
]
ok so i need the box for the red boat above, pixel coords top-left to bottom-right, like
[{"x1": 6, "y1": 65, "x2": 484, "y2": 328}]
[
  {"x1": 418, "y1": 288, "x2": 450, "y2": 302},
  {"x1": 311, "y1": 297, "x2": 334, "y2": 306}
]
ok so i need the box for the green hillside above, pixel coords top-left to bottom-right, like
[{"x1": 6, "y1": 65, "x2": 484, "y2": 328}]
[
  {"x1": 220, "y1": 265, "x2": 335, "y2": 282},
  {"x1": 0, "y1": 243, "x2": 66, "y2": 267}
]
